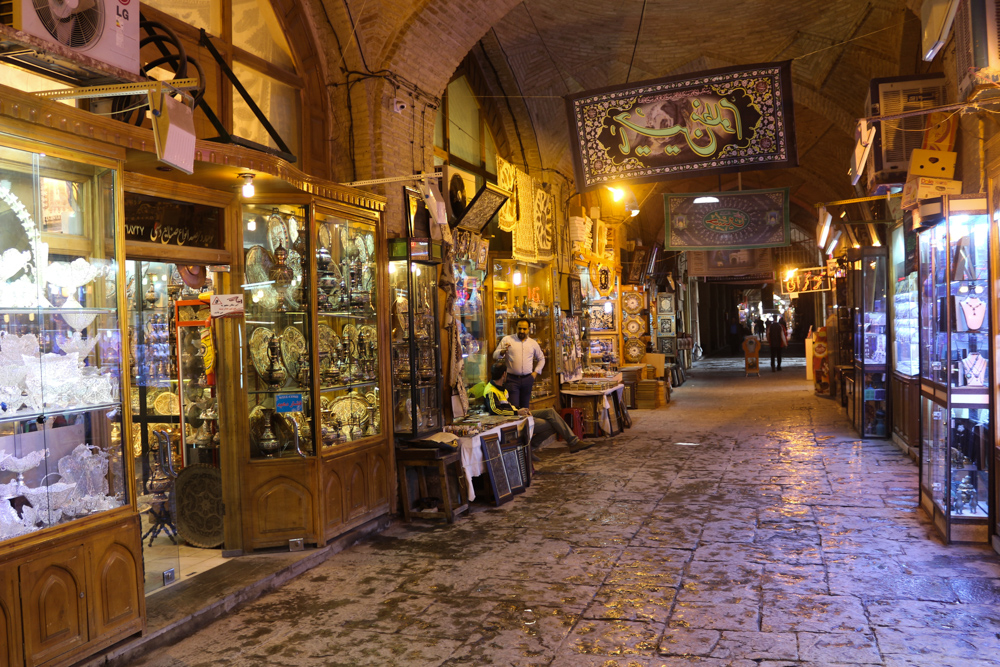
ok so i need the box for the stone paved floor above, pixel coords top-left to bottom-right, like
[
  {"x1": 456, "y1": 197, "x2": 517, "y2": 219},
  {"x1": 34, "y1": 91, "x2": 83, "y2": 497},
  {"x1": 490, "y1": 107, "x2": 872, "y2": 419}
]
[{"x1": 134, "y1": 359, "x2": 1000, "y2": 666}]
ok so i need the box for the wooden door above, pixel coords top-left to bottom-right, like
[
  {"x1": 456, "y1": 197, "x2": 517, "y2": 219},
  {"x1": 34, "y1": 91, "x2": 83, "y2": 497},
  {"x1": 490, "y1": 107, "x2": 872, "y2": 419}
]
[
  {"x1": 0, "y1": 561, "x2": 21, "y2": 667},
  {"x1": 86, "y1": 521, "x2": 144, "y2": 640},
  {"x1": 19, "y1": 546, "x2": 88, "y2": 667}
]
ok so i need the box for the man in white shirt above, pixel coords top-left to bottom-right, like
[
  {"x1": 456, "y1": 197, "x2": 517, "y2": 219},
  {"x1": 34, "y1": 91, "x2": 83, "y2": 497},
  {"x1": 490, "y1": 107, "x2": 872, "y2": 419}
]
[{"x1": 493, "y1": 319, "x2": 545, "y2": 409}]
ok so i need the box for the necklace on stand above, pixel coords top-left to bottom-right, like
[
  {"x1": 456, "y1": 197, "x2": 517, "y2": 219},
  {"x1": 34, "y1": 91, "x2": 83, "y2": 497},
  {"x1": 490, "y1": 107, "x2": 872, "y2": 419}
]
[
  {"x1": 960, "y1": 296, "x2": 986, "y2": 331},
  {"x1": 962, "y1": 353, "x2": 988, "y2": 387}
]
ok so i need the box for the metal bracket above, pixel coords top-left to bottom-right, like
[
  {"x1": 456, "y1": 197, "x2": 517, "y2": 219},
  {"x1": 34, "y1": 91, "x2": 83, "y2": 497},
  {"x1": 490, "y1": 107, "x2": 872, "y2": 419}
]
[
  {"x1": 33, "y1": 79, "x2": 199, "y2": 104},
  {"x1": 342, "y1": 173, "x2": 442, "y2": 187},
  {"x1": 198, "y1": 28, "x2": 296, "y2": 164}
]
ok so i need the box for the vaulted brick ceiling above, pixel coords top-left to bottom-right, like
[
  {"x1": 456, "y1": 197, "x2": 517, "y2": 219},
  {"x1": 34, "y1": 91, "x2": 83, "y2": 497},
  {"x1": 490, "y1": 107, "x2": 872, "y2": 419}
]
[
  {"x1": 482, "y1": 0, "x2": 921, "y2": 241},
  {"x1": 318, "y1": 0, "x2": 923, "y2": 240}
]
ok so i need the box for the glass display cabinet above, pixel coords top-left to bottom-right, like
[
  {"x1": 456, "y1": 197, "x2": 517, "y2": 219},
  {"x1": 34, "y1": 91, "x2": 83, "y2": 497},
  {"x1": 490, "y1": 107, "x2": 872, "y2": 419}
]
[
  {"x1": 0, "y1": 147, "x2": 128, "y2": 538},
  {"x1": 849, "y1": 246, "x2": 889, "y2": 438},
  {"x1": 452, "y1": 236, "x2": 488, "y2": 391},
  {"x1": 916, "y1": 195, "x2": 991, "y2": 543},
  {"x1": 242, "y1": 203, "x2": 314, "y2": 459},
  {"x1": 239, "y1": 195, "x2": 391, "y2": 551},
  {"x1": 890, "y1": 220, "x2": 920, "y2": 453},
  {"x1": 0, "y1": 139, "x2": 144, "y2": 666},
  {"x1": 315, "y1": 209, "x2": 382, "y2": 447},
  {"x1": 389, "y1": 187, "x2": 444, "y2": 439},
  {"x1": 491, "y1": 259, "x2": 557, "y2": 404}
]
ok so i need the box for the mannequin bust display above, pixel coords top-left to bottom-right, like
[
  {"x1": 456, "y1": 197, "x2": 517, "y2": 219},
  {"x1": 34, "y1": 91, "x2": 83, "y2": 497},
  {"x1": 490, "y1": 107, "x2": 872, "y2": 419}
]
[
  {"x1": 960, "y1": 295, "x2": 986, "y2": 331},
  {"x1": 962, "y1": 352, "x2": 988, "y2": 387}
]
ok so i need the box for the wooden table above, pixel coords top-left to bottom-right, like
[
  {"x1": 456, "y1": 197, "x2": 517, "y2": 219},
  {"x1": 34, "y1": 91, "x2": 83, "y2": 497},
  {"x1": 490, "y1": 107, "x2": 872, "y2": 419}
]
[
  {"x1": 396, "y1": 448, "x2": 469, "y2": 523},
  {"x1": 560, "y1": 384, "x2": 628, "y2": 437}
]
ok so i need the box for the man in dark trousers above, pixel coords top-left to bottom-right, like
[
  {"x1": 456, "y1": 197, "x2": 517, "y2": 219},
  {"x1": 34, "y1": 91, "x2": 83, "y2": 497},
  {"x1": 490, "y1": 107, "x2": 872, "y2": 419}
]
[
  {"x1": 768, "y1": 317, "x2": 785, "y2": 371},
  {"x1": 483, "y1": 363, "x2": 594, "y2": 459}
]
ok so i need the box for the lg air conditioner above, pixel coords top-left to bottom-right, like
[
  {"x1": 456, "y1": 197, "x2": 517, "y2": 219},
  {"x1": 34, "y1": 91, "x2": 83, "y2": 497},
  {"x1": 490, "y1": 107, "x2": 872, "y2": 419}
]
[
  {"x1": 954, "y1": 0, "x2": 1000, "y2": 101},
  {"x1": 1, "y1": 0, "x2": 140, "y2": 75},
  {"x1": 863, "y1": 74, "x2": 947, "y2": 187}
]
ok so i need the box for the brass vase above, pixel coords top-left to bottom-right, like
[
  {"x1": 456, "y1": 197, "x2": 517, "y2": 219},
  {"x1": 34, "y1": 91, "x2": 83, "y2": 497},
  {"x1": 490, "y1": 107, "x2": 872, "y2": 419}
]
[{"x1": 258, "y1": 408, "x2": 280, "y2": 458}]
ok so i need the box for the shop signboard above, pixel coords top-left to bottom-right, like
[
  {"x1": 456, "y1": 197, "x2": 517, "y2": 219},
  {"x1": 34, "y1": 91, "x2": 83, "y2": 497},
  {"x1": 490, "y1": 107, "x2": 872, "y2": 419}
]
[
  {"x1": 780, "y1": 266, "x2": 831, "y2": 294},
  {"x1": 664, "y1": 188, "x2": 790, "y2": 250},
  {"x1": 566, "y1": 61, "x2": 797, "y2": 189},
  {"x1": 125, "y1": 193, "x2": 223, "y2": 248}
]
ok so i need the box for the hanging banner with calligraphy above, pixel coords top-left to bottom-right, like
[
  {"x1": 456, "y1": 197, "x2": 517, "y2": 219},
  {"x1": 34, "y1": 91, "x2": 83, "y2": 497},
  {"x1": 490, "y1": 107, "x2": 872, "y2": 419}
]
[
  {"x1": 687, "y1": 248, "x2": 774, "y2": 277},
  {"x1": 664, "y1": 188, "x2": 790, "y2": 251},
  {"x1": 565, "y1": 61, "x2": 797, "y2": 189}
]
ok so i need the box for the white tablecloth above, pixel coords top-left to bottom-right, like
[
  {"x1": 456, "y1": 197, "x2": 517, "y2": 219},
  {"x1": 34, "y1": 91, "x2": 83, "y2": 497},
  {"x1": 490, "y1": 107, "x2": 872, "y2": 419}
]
[
  {"x1": 458, "y1": 416, "x2": 533, "y2": 501},
  {"x1": 560, "y1": 383, "x2": 625, "y2": 435}
]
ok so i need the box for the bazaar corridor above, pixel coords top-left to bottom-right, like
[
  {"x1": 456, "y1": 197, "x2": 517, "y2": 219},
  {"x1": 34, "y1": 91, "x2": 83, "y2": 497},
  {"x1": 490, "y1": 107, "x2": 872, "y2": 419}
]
[{"x1": 130, "y1": 360, "x2": 1000, "y2": 667}]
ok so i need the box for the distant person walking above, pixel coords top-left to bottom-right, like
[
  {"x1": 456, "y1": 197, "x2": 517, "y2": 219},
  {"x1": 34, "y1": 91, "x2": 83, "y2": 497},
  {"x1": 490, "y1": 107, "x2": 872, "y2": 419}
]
[
  {"x1": 768, "y1": 317, "x2": 787, "y2": 371},
  {"x1": 753, "y1": 317, "x2": 765, "y2": 340}
]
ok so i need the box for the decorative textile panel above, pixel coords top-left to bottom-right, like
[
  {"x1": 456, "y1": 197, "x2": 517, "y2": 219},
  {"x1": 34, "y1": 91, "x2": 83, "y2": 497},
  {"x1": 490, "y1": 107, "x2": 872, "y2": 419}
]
[
  {"x1": 533, "y1": 183, "x2": 554, "y2": 261},
  {"x1": 496, "y1": 156, "x2": 518, "y2": 232},
  {"x1": 512, "y1": 169, "x2": 537, "y2": 261}
]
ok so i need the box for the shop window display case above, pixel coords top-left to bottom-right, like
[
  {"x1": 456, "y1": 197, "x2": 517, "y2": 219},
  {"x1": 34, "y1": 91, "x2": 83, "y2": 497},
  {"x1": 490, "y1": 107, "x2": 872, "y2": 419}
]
[
  {"x1": 491, "y1": 260, "x2": 556, "y2": 404},
  {"x1": 239, "y1": 198, "x2": 391, "y2": 551},
  {"x1": 452, "y1": 239, "x2": 488, "y2": 391},
  {"x1": 242, "y1": 204, "x2": 314, "y2": 460},
  {"x1": 315, "y1": 211, "x2": 382, "y2": 447},
  {"x1": 0, "y1": 141, "x2": 144, "y2": 667},
  {"x1": 916, "y1": 195, "x2": 991, "y2": 543},
  {"x1": 849, "y1": 246, "x2": 889, "y2": 438},
  {"x1": 389, "y1": 187, "x2": 444, "y2": 439},
  {"x1": 890, "y1": 221, "x2": 920, "y2": 453}
]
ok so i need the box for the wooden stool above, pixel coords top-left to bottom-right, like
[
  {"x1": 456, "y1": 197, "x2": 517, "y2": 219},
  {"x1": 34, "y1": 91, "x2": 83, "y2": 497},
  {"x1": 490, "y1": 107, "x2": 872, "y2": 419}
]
[
  {"x1": 558, "y1": 408, "x2": 584, "y2": 441},
  {"x1": 396, "y1": 448, "x2": 469, "y2": 523}
]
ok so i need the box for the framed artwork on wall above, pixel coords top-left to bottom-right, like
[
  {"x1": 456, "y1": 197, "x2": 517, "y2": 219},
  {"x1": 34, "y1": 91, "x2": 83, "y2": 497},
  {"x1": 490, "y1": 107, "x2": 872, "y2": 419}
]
[
  {"x1": 657, "y1": 292, "x2": 675, "y2": 316},
  {"x1": 660, "y1": 337, "x2": 677, "y2": 356},
  {"x1": 568, "y1": 275, "x2": 583, "y2": 315},
  {"x1": 659, "y1": 317, "x2": 675, "y2": 336}
]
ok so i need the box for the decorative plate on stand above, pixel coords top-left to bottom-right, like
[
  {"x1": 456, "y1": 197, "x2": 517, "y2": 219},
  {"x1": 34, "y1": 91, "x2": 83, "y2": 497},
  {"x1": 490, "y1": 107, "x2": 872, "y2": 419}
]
[
  {"x1": 175, "y1": 464, "x2": 224, "y2": 548},
  {"x1": 624, "y1": 338, "x2": 645, "y2": 363},
  {"x1": 267, "y1": 214, "x2": 290, "y2": 254},
  {"x1": 330, "y1": 393, "x2": 371, "y2": 427},
  {"x1": 249, "y1": 327, "x2": 280, "y2": 382},
  {"x1": 622, "y1": 292, "x2": 643, "y2": 315},
  {"x1": 281, "y1": 326, "x2": 307, "y2": 382}
]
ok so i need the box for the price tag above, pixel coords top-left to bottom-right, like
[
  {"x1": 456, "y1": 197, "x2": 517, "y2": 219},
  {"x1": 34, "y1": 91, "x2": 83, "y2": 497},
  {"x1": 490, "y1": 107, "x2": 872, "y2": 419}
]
[
  {"x1": 275, "y1": 393, "x2": 303, "y2": 413},
  {"x1": 209, "y1": 294, "x2": 244, "y2": 318}
]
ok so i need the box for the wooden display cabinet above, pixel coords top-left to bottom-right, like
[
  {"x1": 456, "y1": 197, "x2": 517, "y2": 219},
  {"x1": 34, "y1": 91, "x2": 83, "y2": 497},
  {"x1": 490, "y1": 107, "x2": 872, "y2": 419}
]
[
  {"x1": 237, "y1": 193, "x2": 392, "y2": 551},
  {"x1": 0, "y1": 129, "x2": 144, "y2": 667}
]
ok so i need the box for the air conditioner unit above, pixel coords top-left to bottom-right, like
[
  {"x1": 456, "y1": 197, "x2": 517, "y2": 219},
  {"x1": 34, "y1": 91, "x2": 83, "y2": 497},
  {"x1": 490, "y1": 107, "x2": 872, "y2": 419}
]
[
  {"x1": 864, "y1": 74, "x2": 947, "y2": 188},
  {"x1": 1, "y1": 0, "x2": 140, "y2": 75},
  {"x1": 954, "y1": 0, "x2": 1000, "y2": 101}
]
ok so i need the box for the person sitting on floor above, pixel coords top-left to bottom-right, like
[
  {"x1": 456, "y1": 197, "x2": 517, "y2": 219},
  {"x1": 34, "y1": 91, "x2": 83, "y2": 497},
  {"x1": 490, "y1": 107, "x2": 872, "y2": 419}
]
[{"x1": 483, "y1": 363, "x2": 595, "y2": 459}]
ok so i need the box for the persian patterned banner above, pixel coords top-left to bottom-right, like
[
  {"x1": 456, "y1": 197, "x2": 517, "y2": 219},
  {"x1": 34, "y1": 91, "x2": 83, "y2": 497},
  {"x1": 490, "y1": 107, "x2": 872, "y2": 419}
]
[
  {"x1": 664, "y1": 188, "x2": 790, "y2": 251},
  {"x1": 687, "y1": 248, "x2": 774, "y2": 277},
  {"x1": 565, "y1": 61, "x2": 797, "y2": 189}
]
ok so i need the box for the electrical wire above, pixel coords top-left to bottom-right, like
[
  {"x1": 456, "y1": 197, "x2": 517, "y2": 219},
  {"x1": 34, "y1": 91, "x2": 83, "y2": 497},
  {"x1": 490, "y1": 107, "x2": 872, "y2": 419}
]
[
  {"x1": 792, "y1": 16, "x2": 919, "y2": 61},
  {"x1": 91, "y1": 101, "x2": 150, "y2": 116},
  {"x1": 626, "y1": 0, "x2": 647, "y2": 84}
]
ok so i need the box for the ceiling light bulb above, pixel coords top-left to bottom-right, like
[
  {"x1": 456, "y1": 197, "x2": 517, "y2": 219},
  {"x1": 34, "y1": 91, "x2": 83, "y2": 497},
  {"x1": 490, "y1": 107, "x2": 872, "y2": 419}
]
[
  {"x1": 240, "y1": 173, "x2": 256, "y2": 198},
  {"x1": 512, "y1": 270, "x2": 523, "y2": 286},
  {"x1": 606, "y1": 186, "x2": 625, "y2": 202},
  {"x1": 630, "y1": 209, "x2": 640, "y2": 217},
  {"x1": 247, "y1": 218, "x2": 257, "y2": 232}
]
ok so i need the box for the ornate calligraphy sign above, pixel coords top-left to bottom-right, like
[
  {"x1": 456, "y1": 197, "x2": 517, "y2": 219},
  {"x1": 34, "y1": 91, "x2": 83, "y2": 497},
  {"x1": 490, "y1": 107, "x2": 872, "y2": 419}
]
[
  {"x1": 125, "y1": 193, "x2": 223, "y2": 249},
  {"x1": 566, "y1": 61, "x2": 797, "y2": 189},
  {"x1": 780, "y1": 266, "x2": 832, "y2": 294},
  {"x1": 664, "y1": 188, "x2": 790, "y2": 251}
]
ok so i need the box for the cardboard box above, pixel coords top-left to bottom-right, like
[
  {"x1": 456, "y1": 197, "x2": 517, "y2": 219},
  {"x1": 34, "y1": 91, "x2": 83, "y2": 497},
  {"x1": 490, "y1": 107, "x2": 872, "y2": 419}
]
[
  {"x1": 908, "y1": 149, "x2": 957, "y2": 179},
  {"x1": 901, "y1": 176, "x2": 962, "y2": 209}
]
